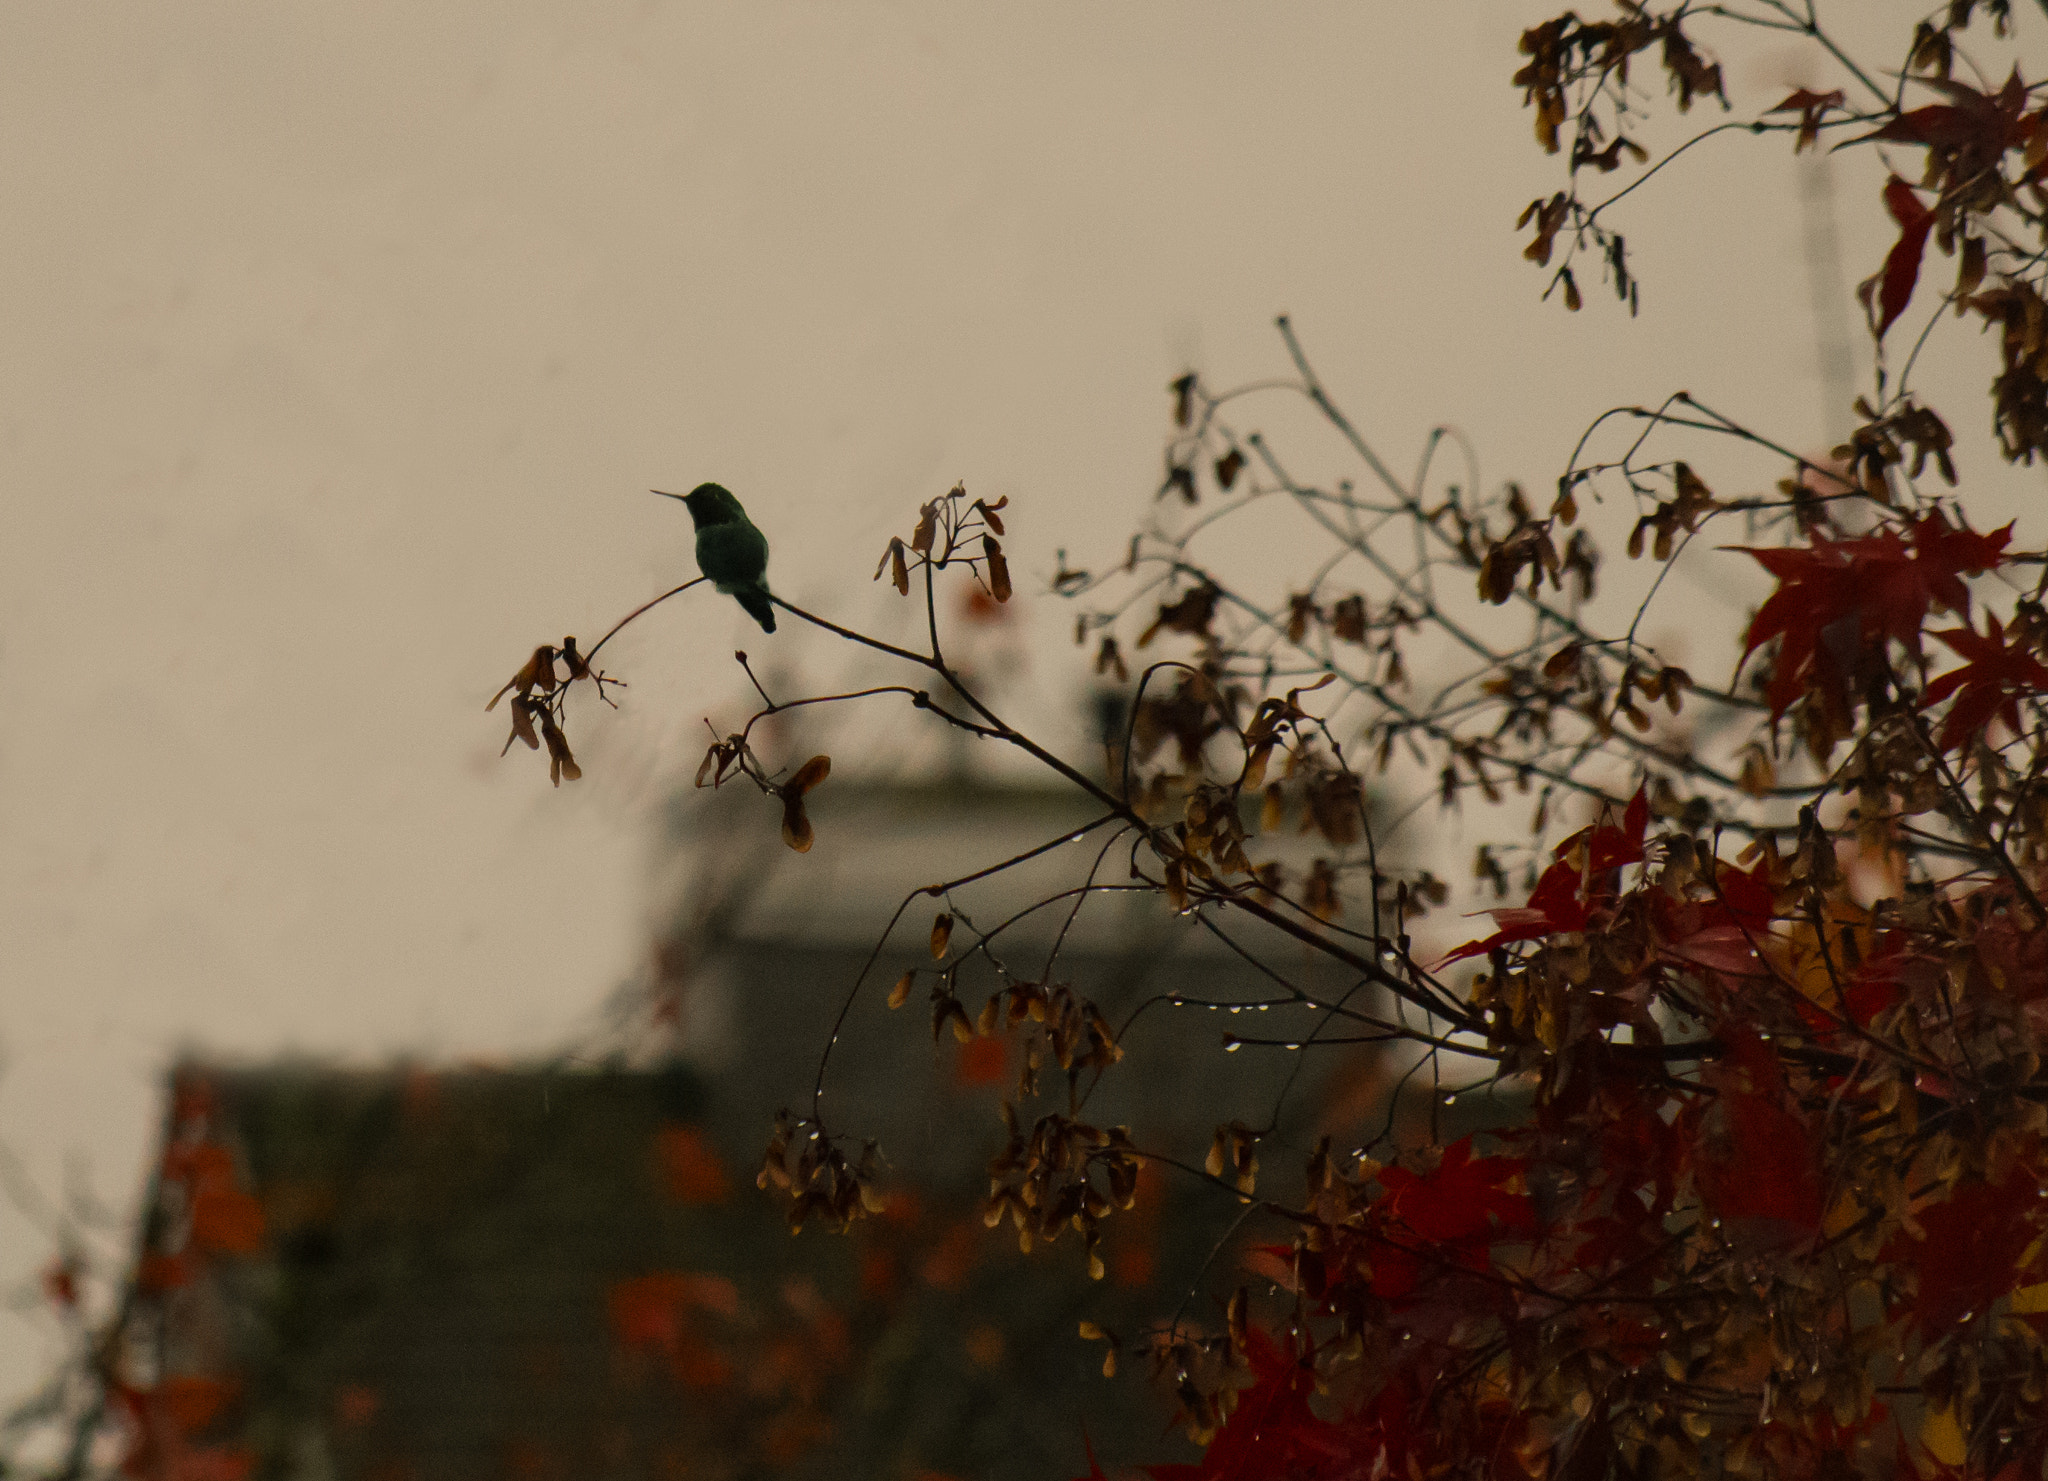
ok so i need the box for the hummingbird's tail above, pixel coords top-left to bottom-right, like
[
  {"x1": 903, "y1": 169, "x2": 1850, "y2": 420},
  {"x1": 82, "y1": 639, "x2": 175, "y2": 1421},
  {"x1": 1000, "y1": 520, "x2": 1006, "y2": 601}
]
[{"x1": 734, "y1": 586, "x2": 777, "y2": 633}]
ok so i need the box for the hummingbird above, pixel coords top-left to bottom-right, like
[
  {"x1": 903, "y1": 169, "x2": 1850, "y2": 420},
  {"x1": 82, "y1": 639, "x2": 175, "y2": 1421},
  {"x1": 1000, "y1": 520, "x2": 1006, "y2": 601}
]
[{"x1": 660, "y1": 483, "x2": 776, "y2": 633}]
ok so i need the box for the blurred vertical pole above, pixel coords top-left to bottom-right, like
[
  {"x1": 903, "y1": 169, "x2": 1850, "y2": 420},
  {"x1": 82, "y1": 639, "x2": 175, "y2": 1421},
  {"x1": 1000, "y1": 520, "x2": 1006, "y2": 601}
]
[{"x1": 1798, "y1": 151, "x2": 1858, "y2": 448}]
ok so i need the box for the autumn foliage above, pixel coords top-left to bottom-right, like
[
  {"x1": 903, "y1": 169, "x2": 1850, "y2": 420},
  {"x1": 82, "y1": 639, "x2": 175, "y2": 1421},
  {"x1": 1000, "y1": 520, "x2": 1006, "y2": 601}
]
[{"x1": 474, "y1": 6, "x2": 2048, "y2": 1479}]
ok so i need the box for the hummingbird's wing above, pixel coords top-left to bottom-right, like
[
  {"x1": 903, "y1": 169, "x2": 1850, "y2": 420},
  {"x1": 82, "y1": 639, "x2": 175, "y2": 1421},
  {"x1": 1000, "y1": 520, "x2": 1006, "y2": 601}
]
[{"x1": 696, "y1": 520, "x2": 769, "y2": 590}]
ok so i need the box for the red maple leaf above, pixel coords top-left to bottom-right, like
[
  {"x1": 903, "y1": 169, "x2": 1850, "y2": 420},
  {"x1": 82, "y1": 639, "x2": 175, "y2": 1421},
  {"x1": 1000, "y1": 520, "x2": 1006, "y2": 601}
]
[
  {"x1": 1919, "y1": 611, "x2": 2048, "y2": 753},
  {"x1": 1690, "y1": 1030, "x2": 1823, "y2": 1239},
  {"x1": 1438, "y1": 788, "x2": 1646, "y2": 964},
  {"x1": 1145, "y1": 1331, "x2": 1386, "y2": 1481},
  {"x1": 1869, "y1": 176, "x2": 1935, "y2": 339},
  {"x1": 1557, "y1": 783, "x2": 1650, "y2": 875},
  {"x1": 1436, "y1": 858, "x2": 1588, "y2": 965},
  {"x1": 1855, "y1": 71, "x2": 2036, "y2": 156},
  {"x1": 1653, "y1": 856, "x2": 1778, "y2": 986},
  {"x1": 1790, "y1": 929, "x2": 1917, "y2": 1032},
  {"x1": 1378, "y1": 1137, "x2": 1536, "y2": 1246},
  {"x1": 1730, "y1": 511, "x2": 2011, "y2": 722},
  {"x1": 1897, "y1": 1164, "x2": 2045, "y2": 1334}
]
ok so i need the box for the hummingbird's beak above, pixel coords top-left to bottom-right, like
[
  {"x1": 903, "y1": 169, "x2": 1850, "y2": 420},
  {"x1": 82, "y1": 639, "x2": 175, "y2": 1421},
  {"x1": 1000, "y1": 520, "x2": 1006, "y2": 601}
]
[{"x1": 650, "y1": 489, "x2": 689, "y2": 502}]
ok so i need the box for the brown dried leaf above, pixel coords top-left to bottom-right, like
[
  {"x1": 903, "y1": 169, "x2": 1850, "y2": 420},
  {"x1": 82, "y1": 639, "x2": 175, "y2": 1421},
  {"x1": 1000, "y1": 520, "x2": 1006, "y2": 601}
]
[
  {"x1": 1285, "y1": 594, "x2": 1320, "y2": 644},
  {"x1": 1543, "y1": 643, "x2": 1581, "y2": 681},
  {"x1": 1304, "y1": 858, "x2": 1340, "y2": 920},
  {"x1": 983, "y1": 536, "x2": 1012, "y2": 602},
  {"x1": 1242, "y1": 741, "x2": 1275, "y2": 793},
  {"x1": 779, "y1": 756, "x2": 830, "y2": 850},
  {"x1": 1956, "y1": 233, "x2": 1987, "y2": 306},
  {"x1": 538, "y1": 710, "x2": 580, "y2": 785},
  {"x1": 931, "y1": 995, "x2": 971, "y2": 1044},
  {"x1": 1164, "y1": 860, "x2": 1188, "y2": 913},
  {"x1": 1137, "y1": 584, "x2": 1221, "y2": 647},
  {"x1": 1768, "y1": 87, "x2": 1845, "y2": 153},
  {"x1": 488, "y1": 646, "x2": 558, "y2": 711},
  {"x1": 788, "y1": 754, "x2": 832, "y2": 797},
  {"x1": 1260, "y1": 785, "x2": 1285, "y2": 834},
  {"x1": 1094, "y1": 636, "x2": 1129, "y2": 683},
  {"x1": 505, "y1": 697, "x2": 541, "y2": 754},
  {"x1": 781, "y1": 796, "x2": 815, "y2": 852},
  {"x1": 875, "y1": 537, "x2": 911, "y2": 595},
  {"x1": 1331, "y1": 594, "x2": 1367, "y2": 644}
]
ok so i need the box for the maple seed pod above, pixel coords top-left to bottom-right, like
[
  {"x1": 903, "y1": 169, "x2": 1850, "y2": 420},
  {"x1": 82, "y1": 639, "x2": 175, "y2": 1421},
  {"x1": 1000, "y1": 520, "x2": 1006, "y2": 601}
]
[
  {"x1": 930, "y1": 913, "x2": 954, "y2": 959},
  {"x1": 887, "y1": 972, "x2": 915, "y2": 1011},
  {"x1": 983, "y1": 535, "x2": 1012, "y2": 601}
]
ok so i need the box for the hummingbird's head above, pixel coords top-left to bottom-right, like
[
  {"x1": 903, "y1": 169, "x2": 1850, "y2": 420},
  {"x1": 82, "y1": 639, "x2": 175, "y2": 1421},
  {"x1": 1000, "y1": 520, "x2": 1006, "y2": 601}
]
[{"x1": 679, "y1": 483, "x2": 742, "y2": 529}]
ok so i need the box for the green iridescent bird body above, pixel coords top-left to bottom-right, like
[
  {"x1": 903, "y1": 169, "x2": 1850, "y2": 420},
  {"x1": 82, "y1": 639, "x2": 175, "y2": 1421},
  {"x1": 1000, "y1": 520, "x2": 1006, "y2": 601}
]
[{"x1": 677, "y1": 482, "x2": 775, "y2": 633}]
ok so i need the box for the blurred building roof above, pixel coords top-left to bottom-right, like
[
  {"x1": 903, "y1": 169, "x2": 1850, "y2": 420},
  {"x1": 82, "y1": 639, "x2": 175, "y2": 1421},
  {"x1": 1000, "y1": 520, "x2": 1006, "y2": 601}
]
[
  {"x1": 118, "y1": 777, "x2": 1391, "y2": 1479},
  {"x1": 128, "y1": 1058, "x2": 1219, "y2": 1481}
]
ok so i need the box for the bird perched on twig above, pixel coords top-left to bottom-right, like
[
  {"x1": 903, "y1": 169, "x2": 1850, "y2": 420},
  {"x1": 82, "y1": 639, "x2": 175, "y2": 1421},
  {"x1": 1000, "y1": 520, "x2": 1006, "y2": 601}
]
[{"x1": 658, "y1": 482, "x2": 776, "y2": 633}]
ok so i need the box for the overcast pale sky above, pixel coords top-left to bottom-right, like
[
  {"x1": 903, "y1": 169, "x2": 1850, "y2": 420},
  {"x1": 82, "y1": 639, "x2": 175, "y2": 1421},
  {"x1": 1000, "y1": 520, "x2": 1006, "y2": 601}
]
[{"x1": 1, "y1": 1, "x2": 2034, "y2": 1403}]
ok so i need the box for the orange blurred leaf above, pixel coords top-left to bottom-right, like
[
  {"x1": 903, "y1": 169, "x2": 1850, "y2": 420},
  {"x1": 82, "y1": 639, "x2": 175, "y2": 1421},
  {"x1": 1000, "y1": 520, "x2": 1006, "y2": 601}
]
[
  {"x1": 657, "y1": 1123, "x2": 732, "y2": 1205},
  {"x1": 954, "y1": 1035, "x2": 1007, "y2": 1088},
  {"x1": 190, "y1": 1186, "x2": 265, "y2": 1255},
  {"x1": 157, "y1": 1376, "x2": 237, "y2": 1436}
]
